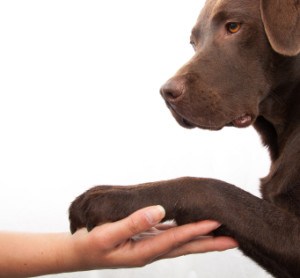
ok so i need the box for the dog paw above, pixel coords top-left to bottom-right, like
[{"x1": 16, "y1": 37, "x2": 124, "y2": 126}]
[{"x1": 69, "y1": 185, "x2": 135, "y2": 233}]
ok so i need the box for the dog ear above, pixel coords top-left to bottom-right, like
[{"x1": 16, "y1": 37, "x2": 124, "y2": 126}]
[{"x1": 260, "y1": 0, "x2": 300, "y2": 56}]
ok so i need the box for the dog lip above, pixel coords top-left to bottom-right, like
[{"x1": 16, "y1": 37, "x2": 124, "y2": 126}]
[
  {"x1": 176, "y1": 113, "x2": 223, "y2": 131},
  {"x1": 231, "y1": 114, "x2": 253, "y2": 128},
  {"x1": 180, "y1": 117, "x2": 197, "y2": 129},
  {"x1": 166, "y1": 103, "x2": 196, "y2": 129},
  {"x1": 166, "y1": 101, "x2": 252, "y2": 130},
  {"x1": 166, "y1": 102, "x2": 224, "y2": 130}
]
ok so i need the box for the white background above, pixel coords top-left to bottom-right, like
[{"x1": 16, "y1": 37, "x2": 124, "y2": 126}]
[{"x1": 0, "y1": 1, "x2": 272, "y2": 277}]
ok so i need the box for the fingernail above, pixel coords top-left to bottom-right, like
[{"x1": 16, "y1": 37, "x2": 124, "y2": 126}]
[
  {"x1": 145, "y1": 205, "x2": 166, "y2": 225},
  {"x1": 210, "y1": 221, "x2": 222, "y2": 229},
  {"x1": 197, "y1": 220, "x2": 222, "y2": 230}
]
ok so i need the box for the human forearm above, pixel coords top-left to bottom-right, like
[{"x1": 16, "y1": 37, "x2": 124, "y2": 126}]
[{"x1": 0, "y1": 232, "x2": 77, "y2": 278}]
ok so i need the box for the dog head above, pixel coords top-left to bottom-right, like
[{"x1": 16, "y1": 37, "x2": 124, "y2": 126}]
[{"x1": 160, "y1": 0, "x2": 300, "y2": 130}]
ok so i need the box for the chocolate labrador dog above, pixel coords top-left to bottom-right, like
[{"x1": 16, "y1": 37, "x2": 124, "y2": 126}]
[{"x1": 69, "y1": 0, "x2": 300, "y2": 277}]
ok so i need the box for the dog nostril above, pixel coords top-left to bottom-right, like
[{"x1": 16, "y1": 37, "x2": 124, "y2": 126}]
[
  {"x1": 164, "y1": 89, "x2": 179, "y2": 100},
  {"x1": 160, "y1": 79, "x2": 184, "y2": 101}
]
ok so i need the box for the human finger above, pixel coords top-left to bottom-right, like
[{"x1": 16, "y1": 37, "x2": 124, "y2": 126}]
[
  {"x1": 132, "y1": 220, "x2": 222, "y2": 261},
  {"x1": 154, "y1": 221, "x2": 177, "y2": 230},
  {"x1": 99, "y1": 205, "x2": 166, "y2": 247},
  {"x1": 158, "y1": 236, "x2": 238, "y2": 259}
]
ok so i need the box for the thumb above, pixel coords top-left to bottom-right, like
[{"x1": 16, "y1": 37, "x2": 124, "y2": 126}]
[
  {"x1": 107, "y1": 205, "x2": 166, "y2": 246},
  {"x1": 142, "y1": 205, "x2": 166, "y2": 226}
]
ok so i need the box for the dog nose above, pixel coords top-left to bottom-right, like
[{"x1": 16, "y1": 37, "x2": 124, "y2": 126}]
[{"x1": 160, "y1": 77, "x2": 185, "y2": 102}]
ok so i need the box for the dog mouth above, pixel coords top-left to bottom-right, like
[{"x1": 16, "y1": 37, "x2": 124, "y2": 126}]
[{"x1": 167, "y1": 104, "x2": 253, "y2": 130}]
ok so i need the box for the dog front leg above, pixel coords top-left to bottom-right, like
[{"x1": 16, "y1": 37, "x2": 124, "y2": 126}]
[{"x1": 69, "y1": 176, "x2": 300, "y2": 278}]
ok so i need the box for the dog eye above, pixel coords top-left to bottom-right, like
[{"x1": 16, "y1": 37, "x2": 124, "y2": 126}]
[{"x1": 226, "y1": 22, "x2": 241, "y2": 34}]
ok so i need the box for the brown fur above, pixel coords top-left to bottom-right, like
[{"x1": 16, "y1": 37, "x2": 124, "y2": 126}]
[{"x1": 69, "y1": 0, "x2": 300, "y2": 277}]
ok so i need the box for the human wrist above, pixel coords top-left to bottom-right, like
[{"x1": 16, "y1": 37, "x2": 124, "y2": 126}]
[
  {"x1": 49, "y1": 232, "x2": 88, "y2": 274},
  {"x1": 66, "y1": 230, "x2": 97, "y2": 272}
]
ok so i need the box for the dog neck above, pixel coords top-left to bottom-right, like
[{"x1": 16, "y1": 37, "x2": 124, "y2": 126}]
[{"x1": 254, "y1": 55, "x2": 300, "y2": 161}]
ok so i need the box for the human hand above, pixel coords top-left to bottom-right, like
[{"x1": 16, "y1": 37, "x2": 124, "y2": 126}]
[
  {"x1": 0, "y1": 206, "x2": 238, "y2": 278},
  {"x1": 70, "y1": 205, "x2": 238, "y2": 270}
]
